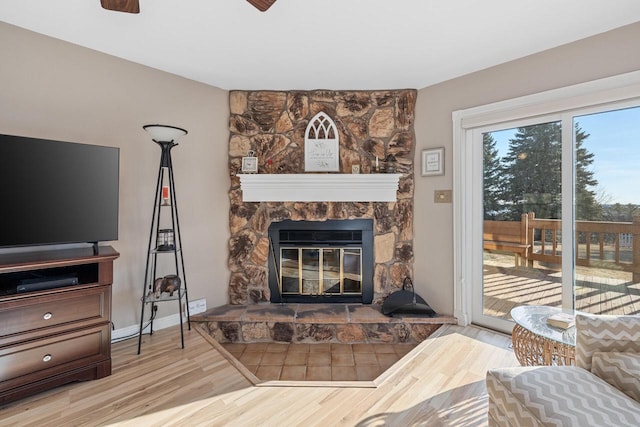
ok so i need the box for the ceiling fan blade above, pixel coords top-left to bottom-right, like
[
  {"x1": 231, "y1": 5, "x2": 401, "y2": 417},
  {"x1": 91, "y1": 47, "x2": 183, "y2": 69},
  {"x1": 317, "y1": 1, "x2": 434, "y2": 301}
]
[
  {"x1": 101, "y1": 0, "x2": 140, "y2": 14},
  {"x1": 246, "y1": 0, "x2": 277, "y2": 12}
]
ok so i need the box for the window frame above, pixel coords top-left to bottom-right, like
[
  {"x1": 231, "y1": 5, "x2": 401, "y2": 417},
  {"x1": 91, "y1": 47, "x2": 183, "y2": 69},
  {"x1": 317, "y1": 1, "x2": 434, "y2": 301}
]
[{"x1": 452, "y1": 71, "x2": 640, "y2": 330}]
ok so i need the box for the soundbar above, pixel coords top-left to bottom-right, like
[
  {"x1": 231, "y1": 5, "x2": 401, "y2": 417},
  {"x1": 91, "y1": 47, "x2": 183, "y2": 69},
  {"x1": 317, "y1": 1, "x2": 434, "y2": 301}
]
[{"x1": 17, "y1": 274, "x2": 79, "y2": 293}]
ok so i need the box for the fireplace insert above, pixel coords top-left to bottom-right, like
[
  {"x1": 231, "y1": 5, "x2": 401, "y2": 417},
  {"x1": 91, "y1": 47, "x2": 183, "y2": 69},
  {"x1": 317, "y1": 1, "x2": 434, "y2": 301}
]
[{"x1": 268, "y1": 219, "x2": 373, "y2": 303}]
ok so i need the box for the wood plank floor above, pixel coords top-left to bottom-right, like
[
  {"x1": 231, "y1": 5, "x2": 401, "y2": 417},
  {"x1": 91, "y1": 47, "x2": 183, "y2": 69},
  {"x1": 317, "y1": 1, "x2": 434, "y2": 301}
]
[
  {"x1": 483, "y1": 261, "x2": 640, "y2": 320},
  {"x1": 0, "y1": 324, "x2": 518, "y2": 426}
]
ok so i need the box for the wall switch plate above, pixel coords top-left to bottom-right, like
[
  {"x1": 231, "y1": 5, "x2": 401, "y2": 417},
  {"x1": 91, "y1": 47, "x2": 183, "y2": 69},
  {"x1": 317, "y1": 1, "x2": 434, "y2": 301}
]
[
  {"x1": 434, "y1": 189, "x2": 452, "y2": 203},
  {"x1": 187, "y1": 298, "x2": 207, "y2": 315}
]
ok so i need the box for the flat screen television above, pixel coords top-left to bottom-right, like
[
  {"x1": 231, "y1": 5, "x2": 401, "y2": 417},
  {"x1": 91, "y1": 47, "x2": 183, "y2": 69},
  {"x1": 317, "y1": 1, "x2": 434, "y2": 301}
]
[{"x1": 0, "y1": 133, "x2": 119, "y2": 249}]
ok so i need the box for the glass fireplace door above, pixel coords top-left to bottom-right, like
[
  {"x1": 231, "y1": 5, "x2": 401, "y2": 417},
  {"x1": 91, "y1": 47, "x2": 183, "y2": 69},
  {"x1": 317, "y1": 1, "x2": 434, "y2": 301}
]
[{"x1": 280, "y1": 247, "x2": 362, "y2": 297}]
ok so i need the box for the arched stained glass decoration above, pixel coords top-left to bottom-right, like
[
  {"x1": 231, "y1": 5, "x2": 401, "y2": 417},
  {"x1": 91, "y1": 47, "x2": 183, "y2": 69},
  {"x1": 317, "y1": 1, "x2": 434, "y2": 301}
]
[{"x1": 304, "y1": 112, "x2": 340, "y2": 172}]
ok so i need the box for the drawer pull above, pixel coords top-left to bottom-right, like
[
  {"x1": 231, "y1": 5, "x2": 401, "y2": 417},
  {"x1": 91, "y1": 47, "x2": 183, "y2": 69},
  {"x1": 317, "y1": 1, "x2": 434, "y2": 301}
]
[
  {"x1": 42, "y1": 354, "x2": 52, "y2": 363},
  {"x1": 43, "y1": 312, "x2": 53, "y2": 320}
]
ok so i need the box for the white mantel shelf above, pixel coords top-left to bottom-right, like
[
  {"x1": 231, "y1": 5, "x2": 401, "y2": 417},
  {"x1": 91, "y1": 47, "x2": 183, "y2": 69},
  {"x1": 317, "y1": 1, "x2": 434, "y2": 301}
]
[{"x1": 237, "y1": 173, "x2": 402, "y2": 202}]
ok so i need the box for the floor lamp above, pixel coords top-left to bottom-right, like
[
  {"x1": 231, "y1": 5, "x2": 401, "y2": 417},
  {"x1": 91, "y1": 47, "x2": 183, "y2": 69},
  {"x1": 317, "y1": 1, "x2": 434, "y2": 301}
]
[{"x1": 137, "y1": 124, "x2": 190, "y2": 354}]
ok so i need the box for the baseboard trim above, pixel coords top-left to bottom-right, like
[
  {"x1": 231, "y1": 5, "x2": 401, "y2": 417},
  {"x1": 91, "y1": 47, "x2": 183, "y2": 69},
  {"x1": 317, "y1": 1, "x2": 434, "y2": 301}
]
[{"x1": 111, "y1": 313, "x2": 182, "y2": 342}]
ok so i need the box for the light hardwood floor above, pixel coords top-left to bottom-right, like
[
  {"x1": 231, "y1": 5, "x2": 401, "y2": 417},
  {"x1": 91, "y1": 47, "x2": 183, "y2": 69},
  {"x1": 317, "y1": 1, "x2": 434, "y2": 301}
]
[{"x1": 0, "y1": 324, "x2": 518, "y2": 426}]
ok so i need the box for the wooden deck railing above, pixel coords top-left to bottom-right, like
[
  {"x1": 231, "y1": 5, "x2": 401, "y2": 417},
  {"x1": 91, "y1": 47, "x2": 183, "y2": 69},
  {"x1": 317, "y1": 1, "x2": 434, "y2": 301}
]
[
  {"x1": 483, "y1": 214, "x2": 530, "y2": 267},
  {"x1": 484, "y1": 213, "x2": 640, "y2": 282}
]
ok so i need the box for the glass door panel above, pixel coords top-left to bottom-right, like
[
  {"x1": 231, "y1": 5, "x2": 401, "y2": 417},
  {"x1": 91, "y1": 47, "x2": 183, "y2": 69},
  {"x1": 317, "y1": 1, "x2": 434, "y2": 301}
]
[
  {"x1": 323, "y1": 248, "x2": 341, "y2": 294},
  {"x1": 301, "y1": 249, "x2": 320, "y2": 294},
  {"x1": 481, "y1": 121, "x2": 563, "y2": 322},
  {"x1": 281, "y1": 248, "x2": 300, "y2": 294},
  {"x1": 343, "y1": 249, "x2": 362, "y2": 293},
  {"x1": 573, "y1": 106, "x2": 640, "y2": 315}
]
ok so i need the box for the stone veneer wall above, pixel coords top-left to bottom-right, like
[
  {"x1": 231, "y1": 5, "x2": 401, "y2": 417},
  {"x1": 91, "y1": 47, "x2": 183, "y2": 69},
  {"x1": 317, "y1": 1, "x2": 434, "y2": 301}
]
[{"x1": 228, "y1": 90, "x2": 416, "y2": 305}]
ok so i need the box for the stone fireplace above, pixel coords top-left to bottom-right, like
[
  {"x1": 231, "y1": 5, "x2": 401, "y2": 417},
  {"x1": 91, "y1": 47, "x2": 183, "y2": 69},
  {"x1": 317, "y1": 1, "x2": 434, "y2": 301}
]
[{"x1": 228, "y1": 90, "x2": 416, "y2": 305}]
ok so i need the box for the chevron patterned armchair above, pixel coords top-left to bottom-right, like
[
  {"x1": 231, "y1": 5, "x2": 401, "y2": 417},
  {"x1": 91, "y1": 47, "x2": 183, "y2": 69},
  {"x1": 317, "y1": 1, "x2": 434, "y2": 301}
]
[{"x1": 487, "y1": 313, "x2": 640, "y2": 426}]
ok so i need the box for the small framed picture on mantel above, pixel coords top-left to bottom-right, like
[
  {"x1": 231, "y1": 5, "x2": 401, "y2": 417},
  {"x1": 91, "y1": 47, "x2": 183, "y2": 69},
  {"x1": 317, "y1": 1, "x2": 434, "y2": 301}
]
[
  {"x1": 421, "y1": 147, "x2": 444, "y2": 176},
  {"x1": 241, "y1": 150, "x2": 258, "y2": 173}
]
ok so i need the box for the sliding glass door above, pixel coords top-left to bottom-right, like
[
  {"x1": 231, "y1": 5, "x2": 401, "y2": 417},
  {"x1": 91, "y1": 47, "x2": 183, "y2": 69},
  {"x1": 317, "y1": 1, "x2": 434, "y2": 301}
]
[{"x1": 472, "y1": 104, "x2": 640, "y2": 331}]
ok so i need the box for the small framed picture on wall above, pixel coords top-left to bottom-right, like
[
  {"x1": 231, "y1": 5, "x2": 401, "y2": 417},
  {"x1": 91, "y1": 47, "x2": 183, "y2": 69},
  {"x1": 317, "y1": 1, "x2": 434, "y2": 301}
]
[{"x1": 421, "y1": 147, "x2": 444, "y2": 176}]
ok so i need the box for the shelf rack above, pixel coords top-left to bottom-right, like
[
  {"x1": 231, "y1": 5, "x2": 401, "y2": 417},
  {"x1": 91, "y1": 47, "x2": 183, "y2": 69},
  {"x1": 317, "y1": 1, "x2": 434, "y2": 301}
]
[{"x1": 137, "y1": 127, "x2": 190, "y2": 354}]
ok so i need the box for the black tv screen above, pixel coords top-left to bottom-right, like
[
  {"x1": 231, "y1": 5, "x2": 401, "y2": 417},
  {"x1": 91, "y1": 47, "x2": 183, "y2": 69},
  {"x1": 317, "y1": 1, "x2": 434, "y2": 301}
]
[{"x1": 0, "y1": 134, "x2": 119, "y2": 248}]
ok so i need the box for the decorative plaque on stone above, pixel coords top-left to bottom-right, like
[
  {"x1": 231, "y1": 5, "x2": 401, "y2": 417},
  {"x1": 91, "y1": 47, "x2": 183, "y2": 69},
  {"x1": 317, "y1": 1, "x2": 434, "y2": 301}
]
[{"x1": 304, "y1": 112, "x2": 339, "y2": 172}]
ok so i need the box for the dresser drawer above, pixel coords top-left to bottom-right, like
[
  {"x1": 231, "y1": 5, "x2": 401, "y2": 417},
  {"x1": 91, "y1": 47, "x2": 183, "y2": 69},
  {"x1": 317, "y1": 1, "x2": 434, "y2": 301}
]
[
  {"x1": 0, "y1": 286, "x2": 109, "y2": 339},
  {"x1": 0, "y1": 324, "x2": 110, "y2": 384}
]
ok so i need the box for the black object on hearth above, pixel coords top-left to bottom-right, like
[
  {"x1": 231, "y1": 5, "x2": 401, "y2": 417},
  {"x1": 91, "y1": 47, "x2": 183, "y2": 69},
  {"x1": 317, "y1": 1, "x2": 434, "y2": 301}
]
[{"x1": 382, "y1": 277, "x2": 436, "y2": 317}]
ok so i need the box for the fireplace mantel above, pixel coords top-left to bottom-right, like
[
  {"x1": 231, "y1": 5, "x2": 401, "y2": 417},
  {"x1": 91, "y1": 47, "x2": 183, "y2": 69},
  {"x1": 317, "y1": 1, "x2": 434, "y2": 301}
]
[{"x1": 237, "y1": 173, "x2": 402, "y2": 202}]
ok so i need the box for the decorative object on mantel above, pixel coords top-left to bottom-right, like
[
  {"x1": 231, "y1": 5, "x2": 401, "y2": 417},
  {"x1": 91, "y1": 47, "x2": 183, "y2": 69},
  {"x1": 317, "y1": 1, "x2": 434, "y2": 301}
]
[
  {"x1": 237, "y1": 173, "x2": 402, "y2": 202},
  {"x1": 421, "y1": 147, "x2": 445, "y2": 176},
  {"x1": 385, "y1": 154, "x2": 398, "y2": 173},
  {"x1": 265, "y1": 158, "x2": 275, "y2": 173},
  {"x1": 373, "y1": 156, "x2": 381, "y2": 173},
  {"x1": 241, "y1": 150, "x2": 258, "y2": 173},
  {"x1": 304, "y1": 112, "x2": 340, "y2": 172},
  {"x1": 138, "y1": 124, "x2": 190, "y2": 354}
]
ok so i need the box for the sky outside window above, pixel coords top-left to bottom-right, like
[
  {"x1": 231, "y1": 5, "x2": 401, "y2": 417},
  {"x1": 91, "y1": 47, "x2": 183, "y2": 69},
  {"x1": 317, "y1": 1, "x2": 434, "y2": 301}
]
[{"x1": 490, "y1": 106, "x2": 640, "y2": 205}]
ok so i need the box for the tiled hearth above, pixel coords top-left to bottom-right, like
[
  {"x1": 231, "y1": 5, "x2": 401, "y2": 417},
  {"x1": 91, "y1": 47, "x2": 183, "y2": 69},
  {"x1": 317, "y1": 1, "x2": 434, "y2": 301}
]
[
  {"x1": 192, "y1": 304, "x2": 456, "y2": 383},
  {"x1": 222, "y1": 341, "x2": 416, "y2": 382},
  {"x1": 191, "y1": 304, "x2": 456, "y2": 344}
]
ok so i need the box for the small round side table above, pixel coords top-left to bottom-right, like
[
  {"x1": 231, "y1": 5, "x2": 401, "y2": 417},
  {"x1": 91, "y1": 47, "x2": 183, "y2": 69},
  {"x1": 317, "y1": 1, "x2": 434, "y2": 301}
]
[{"x1": 510, "y1": 305, "x2": 577, "y2": 366}]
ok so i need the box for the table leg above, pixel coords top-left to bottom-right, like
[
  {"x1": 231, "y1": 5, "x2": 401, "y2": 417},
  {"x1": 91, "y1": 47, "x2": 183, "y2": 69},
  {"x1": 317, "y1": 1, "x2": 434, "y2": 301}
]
[{"x1": 512, "y1": 323, "x2": 575, "y2": 366}]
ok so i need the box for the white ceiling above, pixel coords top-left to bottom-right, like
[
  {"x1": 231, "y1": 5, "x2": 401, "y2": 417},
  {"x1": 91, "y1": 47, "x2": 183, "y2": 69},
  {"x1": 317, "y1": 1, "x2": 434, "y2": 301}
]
[{"x1": 2, "y1": 0, "x2": 640, "y2": 90}]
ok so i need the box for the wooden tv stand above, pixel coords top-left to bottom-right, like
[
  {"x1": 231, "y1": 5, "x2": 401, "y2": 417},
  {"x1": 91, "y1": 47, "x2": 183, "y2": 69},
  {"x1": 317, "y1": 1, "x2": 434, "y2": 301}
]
[{"x1": 0, "y1": 246, "x2": 119, "y2": 405}]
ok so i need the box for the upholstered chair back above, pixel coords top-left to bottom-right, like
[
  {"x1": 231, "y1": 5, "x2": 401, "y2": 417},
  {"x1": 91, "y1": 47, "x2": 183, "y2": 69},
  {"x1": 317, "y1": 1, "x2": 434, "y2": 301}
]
[{"x1": 575, "y1": 313, "x2": 640, "y2": 371}]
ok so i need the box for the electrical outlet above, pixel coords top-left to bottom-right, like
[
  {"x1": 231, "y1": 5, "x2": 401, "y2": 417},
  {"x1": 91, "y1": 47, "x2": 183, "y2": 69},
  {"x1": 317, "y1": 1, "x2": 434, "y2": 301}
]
[{"x1": 187, "y1": 298, "x2": 207, "y2": 315}]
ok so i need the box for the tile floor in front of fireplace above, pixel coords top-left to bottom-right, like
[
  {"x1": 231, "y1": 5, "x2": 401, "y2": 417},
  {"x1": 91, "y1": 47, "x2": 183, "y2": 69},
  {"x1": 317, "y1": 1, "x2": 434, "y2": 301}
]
[{"x1": 222, "y1": 341, "x2": 416, "y2": 381}]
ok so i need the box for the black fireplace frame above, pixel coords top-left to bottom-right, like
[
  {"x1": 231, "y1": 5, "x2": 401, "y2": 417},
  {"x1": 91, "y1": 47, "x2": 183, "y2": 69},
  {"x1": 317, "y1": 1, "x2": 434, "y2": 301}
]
[{"x1": 268, "y1": 219, "x2": 374, "y2": 304}]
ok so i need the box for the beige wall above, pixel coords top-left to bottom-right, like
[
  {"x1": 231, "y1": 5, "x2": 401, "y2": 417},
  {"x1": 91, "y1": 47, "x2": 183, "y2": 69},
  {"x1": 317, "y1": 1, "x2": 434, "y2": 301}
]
[
  {"x1": 0, "y1": 22, "x2": 230, "y2": 329},
  {"x1": 3, "y1": 18, "x2": 640, "y2": 325},
  {"x1": 414, "y1": 22, "x2": 640, "y2": 315}
]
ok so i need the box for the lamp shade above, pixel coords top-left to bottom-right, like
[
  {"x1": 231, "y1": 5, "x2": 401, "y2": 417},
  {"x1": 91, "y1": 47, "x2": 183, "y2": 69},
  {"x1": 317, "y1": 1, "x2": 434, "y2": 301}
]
[{"x1": 143, "y1": 124, "x2": 188, "y2": 143}]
